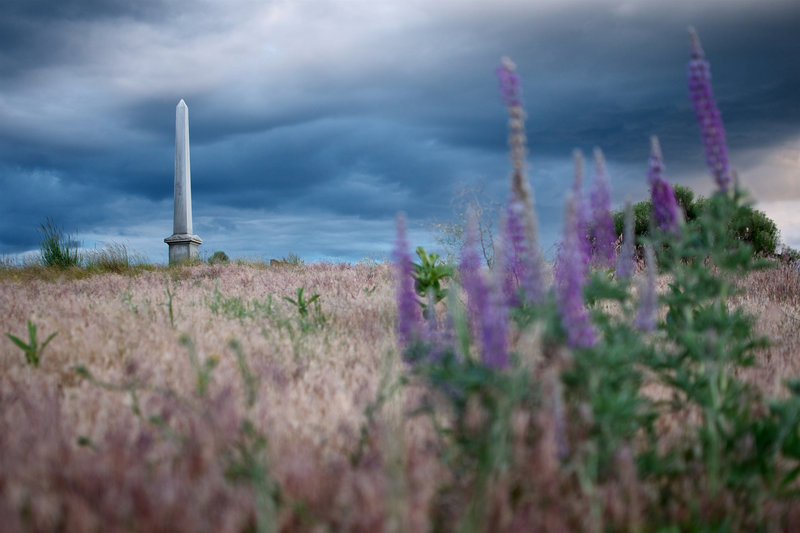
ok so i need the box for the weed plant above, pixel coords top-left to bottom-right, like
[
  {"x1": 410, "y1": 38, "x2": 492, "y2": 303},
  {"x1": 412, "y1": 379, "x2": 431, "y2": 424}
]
[
  {"x1": 38, "y1": 218, "x2": 80, "y2": 268},
  {"x1": 84, "y1": 243, "x2": 149, "y2": 274}
]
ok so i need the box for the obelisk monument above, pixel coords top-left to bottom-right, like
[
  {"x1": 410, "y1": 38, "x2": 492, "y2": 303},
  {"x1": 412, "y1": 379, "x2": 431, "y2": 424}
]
[{"x1": 165, "y1": 99, "x2": 202, "y2": 264}]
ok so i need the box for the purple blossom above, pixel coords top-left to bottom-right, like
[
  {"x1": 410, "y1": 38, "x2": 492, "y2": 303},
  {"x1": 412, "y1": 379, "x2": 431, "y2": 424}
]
[
  {"x1": 589, "y1": 148, "x2": 617, "y2": 268},
  {"x1": 688, "y1": 27, "x2": 732, "y2": 192},
  {"x1": 634, "y1": 245, "x2": 657, "y2": 332},
  {"x1": 392, "y1": 214, "x2": 422, "y2": 351},
  {"x1": 571, "y1": 150, "x2": 592, "y2": 268},
  {"x1": 496, "y1": 56, "x2": 522, "y2": 108},
  {"x1": 648, "y1": 136, "x2": 682, "y2": 235},
  {"x1": 460, "y1": 221, "x2": 509, "y2": 369},
  {"x1": 502, "y1": 199, "x2": 526, "y2": 306},
  {"x1": 501, "y1": 197, "x2": 545, "y2": 306},
  {"x1": 615, "y1": 199, "x2": 635, "y2": 279},
  {"x1": 482, "y1": 268, "x2": 510, "y2": 369},
  {"x1": 555, "y1": 194, "x2": 597, "y2": 349},
  {"x1": 496, "y1": 56, "x2": 545, "y2": 305},
  {"x1": 460, "y1": 220, "x2": 488, "y2": 346}
]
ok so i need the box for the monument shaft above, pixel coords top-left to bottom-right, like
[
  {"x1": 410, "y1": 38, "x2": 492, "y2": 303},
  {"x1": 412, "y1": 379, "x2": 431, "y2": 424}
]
[
  {"x1": 165, "y1": 99, "x2": 202, "y2": 264},
  {"x1": 174, "y1": 100, "x2": 192, "y2": 235}
]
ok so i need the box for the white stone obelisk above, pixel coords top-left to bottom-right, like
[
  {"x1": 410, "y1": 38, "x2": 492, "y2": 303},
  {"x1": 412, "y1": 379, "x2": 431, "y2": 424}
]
[{"x1": 165, "y1": 99, "x2": 202, "y2": 264}]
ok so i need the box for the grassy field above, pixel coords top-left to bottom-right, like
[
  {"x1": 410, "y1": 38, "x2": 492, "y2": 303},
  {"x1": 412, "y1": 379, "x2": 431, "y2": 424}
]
[{"x1": 1, "y1": 259, "x2": 799, "y2": 532}]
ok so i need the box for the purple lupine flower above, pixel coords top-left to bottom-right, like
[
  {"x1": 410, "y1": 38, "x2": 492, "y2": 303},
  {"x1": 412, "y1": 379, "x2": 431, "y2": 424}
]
[
  {"x1": 589, "y1": 148, "x2": 617, "y2": 268},
  {"x1": 648, "y1": 136, "x2": 682, "y2": 235},
  {"x1": 502, "y1": 196, "x2": 545, "y2": 306},
  {"x1": 461, "y1": 219, "x2": 509, "y2": 369},
  {"x1": 688, "y1": 27, "x2": 732, "y2": 192},
  {"x1": 615, "y1": 199, "x2": 636, "y2": 279},
  {"x1": 502, "y1": 198, "x2": 527, "y2": 306},
  {"x1": 497, "y1": 56, "x2": 522, "y2": 108},
  {"x1": 634, "y1": 245, "x2": 657, "y2": 332},
  {"x1": 482, "y1": 265, "x2": 510, "y2": 369},
  {"x1": 496, "y1": 56, "x2": 545, "y2": 305},
  {"x1": 393, "y1": 214, "x2": 422, "y2": 351},
  {"x1": 460, "y1": 218, "x2": 489, "y2": 345},
  {"x1": 571, "y1": 150, "x2": 593, "y2": 268},
  {"x1": 555, "y1": 194, "x2": 597, "y2": 349}
]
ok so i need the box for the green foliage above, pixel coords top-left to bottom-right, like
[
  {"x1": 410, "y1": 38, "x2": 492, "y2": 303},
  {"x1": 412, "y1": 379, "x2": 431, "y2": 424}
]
[
  {"x1": 283, "y1": 287, "x2": 326, "y2": 330},
  {"x1": 5, "y1": 319, "x2": 58, "y2": 367},
  {"x1": 281, "y1": 252, "x2": 305, "y2": 266},
  {"x1": 208, "y1": 284, "x2": 275, "y2": 322},
  {"x1": 387, "y1": 188, "x2": 800, "y2": 531},
  {"x1": 208, "y1": 250, "x2": 230, "y2": 264},
  {"x1": 728, "y1": 201, "x2": 780, "y2": 256},
  {"x1": 413, "y1": 246, "x2": 454, "y2": 315},
  {"x1": 39, "y1": 218, "x2": 80, "y2": 268},
  {"x1": 612, "y1": 184, "x2": 780, "y2": 257},
  {"x1": 283, "y1": 287, "x2": 320, "y2": 319}
]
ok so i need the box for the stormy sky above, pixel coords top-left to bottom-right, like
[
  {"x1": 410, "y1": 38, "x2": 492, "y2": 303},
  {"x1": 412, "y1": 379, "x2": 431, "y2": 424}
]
[{"x1": 2, "y1": 0, "x2": 799, "y2": 263}]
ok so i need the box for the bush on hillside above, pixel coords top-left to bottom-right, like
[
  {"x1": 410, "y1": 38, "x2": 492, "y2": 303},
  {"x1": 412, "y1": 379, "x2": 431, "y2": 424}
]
[
  {"x1": 208, "y1": 250, "x2": 230, "y2": 265},
  {"x1": 612, "y1": 184, "x2": 780, "y2": 256}
]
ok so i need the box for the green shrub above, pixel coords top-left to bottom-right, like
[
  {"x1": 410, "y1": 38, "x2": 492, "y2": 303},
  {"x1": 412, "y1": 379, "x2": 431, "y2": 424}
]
[
  {"x1": 612, "y1": 184, "x2": 780, "y2": 256},
  {"x1": 208, "y1": 250, "x2": 230, "y2": 265}
]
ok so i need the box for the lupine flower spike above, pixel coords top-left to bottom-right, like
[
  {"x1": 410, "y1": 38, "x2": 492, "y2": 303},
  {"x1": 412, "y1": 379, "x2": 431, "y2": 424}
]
[
  {"x1": 648, "y1": 136, "x2": 682, "y2": 235},
  {"x1": 460, "y1": 218, "x2": 509, "y2": 368},
  {"x1": 616, "y1": 199, "x2": 636, "y2": 279},
  {"x1": 393, "y1": 214, "x2": 422, "y2": 353},
  {"x1": 688, "y1": 27, "x2": 732, "y2": 193},
  {"x1": 502, "y1": 199, "x2": 526, "y2": 306},
  {"x1": 634, "y1": 244, "x2": 657, "y2": 332},
  {"x1": 460, "y1": 217, "x2": 489, "y2": 349},
  {"x1": 483, "y1": 244, "x2": 511, "y2": 369},
  {"x1": 572, "y1": 149, "x2": 592, "y2": 267},
  {"x1": 590, "y1": 148, "x2": 617, "y2": 268},
  {"x1": 555, "y1": 193, "x2": 597, "y2": 349},
  {"x1": 497, "y1": 57, "x2": 545, "y2": 304}
]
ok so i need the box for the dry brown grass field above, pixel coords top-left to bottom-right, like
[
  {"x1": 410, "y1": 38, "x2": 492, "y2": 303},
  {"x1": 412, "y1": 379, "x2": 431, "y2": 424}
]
[{"x1": 1, "y1": 260, "x2": 800, "y2": 532}]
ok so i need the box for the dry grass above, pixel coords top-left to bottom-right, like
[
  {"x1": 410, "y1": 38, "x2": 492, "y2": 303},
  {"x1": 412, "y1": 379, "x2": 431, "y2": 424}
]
[{"x1": 1, "y1": 261, "x2": 799, "y2": 531}]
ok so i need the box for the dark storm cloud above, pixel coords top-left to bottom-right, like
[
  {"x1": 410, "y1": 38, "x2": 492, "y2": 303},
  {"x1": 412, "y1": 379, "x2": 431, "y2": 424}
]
[
  {"x1": 1, "y1": 0, "x2": 799, "y2": 261},
  {"x1": 0, "y1": 0, "x2": 175, "y2": 78}
]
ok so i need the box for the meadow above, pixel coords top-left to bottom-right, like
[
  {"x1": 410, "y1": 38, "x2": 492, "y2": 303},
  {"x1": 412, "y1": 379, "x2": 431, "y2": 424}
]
[
  {"x1": 2, "y1": 29, "x2": 800, "y2": 532},
  {"x1": 1, "y1": 256, "x2": 800, "y2": 532}
]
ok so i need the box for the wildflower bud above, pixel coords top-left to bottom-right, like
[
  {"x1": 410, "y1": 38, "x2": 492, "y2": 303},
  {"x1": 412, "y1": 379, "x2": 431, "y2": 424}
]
[
  {"x1": 688, "y1": 27, "x2": 732, "y2": 192},
  {"x1": 589, "y1": 148, "x2": 617, "y2": 268},
  {"x1": 496, "y1": 56, "x2": 545, "y2": 305},
  {"x1": 555, "y1": 194, "x2": 597, "y2": 349},
  {"x1": 392, "y1": 214, "x2": 422, "y2": 352},
  {"x1": 648, "y1": 136, "x2": 682, "y2": 235}
]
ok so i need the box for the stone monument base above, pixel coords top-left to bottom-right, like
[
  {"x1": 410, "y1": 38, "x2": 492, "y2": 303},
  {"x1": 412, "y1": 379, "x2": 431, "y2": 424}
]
[{"x1": 164, "y1": 234, "x2": 203, "y2": 264}]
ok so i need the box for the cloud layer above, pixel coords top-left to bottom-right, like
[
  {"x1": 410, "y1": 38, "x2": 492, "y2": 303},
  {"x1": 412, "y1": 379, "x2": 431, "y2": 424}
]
[{"x1": 2, "y1": 0, "x2": 799, "y2": 262}]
